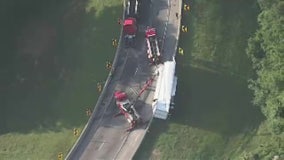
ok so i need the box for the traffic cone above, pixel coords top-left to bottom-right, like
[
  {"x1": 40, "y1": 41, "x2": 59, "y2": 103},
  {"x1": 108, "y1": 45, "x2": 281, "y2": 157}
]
[
  {"x1": 178, "y1": 47, "x2": 184, "y2": 55},
  {"x1": 57, "y1": 152, "x2": 63, "y2": 160},
  {"x1": 181, "y1": 25, "x2": 188, "y2": 33},
  {"x1": 184, "y1": 4, "x2": 190, "y2": 11},
  {"x1": 73, "y1": 128, "x2": 79, "y2": 136}
]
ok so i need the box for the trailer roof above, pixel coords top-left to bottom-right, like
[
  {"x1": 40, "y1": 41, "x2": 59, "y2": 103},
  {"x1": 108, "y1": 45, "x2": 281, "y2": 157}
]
[{"x1": 154, "y1": 61, "x2": 176, "y2": 114}]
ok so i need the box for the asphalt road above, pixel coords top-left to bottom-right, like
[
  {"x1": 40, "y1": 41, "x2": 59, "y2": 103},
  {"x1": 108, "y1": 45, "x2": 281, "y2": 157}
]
[{"x1": 66, "y1": 0, "x2": 181, "y2": 159}]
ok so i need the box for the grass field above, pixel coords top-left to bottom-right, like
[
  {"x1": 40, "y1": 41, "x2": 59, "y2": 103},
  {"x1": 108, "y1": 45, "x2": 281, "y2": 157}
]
[
  {"x1": 1, "y1": 0, "x2": 281, "y2": 159},
  {"x1": 135, "y1": 67, "x2": 265, "y2": 160},
  {"x1": 180, "y1": 0, "x2": 259, "y2": 80},
  {"x1": 134, "y1": 0, "x2": 269, "y2": 159},
  {"x1": 0, "y1": 0, "x2": 123, "y2": 159}
]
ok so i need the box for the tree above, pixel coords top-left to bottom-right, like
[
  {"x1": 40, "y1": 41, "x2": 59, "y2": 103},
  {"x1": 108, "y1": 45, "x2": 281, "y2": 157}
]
[{"x1": 247, "y1": 0, "x2": 284, "y2": 134}]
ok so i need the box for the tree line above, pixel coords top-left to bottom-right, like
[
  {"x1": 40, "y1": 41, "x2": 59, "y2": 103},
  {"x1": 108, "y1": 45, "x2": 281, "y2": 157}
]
[{"x1": 247, "y1": 0, "x2": 284, "y2": 134}]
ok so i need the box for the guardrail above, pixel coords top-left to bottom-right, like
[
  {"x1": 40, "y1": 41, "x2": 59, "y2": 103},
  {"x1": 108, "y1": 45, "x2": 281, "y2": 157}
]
[{"x1": 65, "y1": 1, "x2": 126, "y2": 159}]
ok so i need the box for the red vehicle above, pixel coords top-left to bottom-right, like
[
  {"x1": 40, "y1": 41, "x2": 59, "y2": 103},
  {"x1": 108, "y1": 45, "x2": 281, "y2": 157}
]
[
  {"x1": 114, "y1": 91, "x2": 141, "y2": 131},
  {"x1": 113, "y1": 76, "x2": 155, "y2": 131},
  {"x1": 123, "y1": 17, "x2": 137, "y2": 46},
  {"x1": 123, "y1": 0, "x2": 141, "y2": 46},
  {"x1": 145, "y1": 27, "x2": 161, "y2": 64}
]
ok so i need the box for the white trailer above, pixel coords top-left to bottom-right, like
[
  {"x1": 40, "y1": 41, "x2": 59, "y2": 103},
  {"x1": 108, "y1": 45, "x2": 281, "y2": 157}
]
[{"x1": 153, "y1": 60, "x2": 177, "y2": 119}]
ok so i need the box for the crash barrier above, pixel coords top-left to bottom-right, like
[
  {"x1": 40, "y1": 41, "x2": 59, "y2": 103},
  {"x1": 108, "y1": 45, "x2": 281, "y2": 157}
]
[{"x1": 65, "y1": 1, "x2": 127, "y2": 159}]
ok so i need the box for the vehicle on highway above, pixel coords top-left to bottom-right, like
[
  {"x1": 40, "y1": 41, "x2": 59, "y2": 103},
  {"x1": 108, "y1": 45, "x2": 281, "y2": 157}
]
[
  {"x1": 123, "y1": 0, "x2": 141, "y2": 47},
  {"x1": 145, "y1": 27, "x2": 161, "y2": 64},
  {"x1": 114, "y1": 76, "x2": 155, "y2": 131},
  {"x1": 114, "y1": 91, "x2": 142, "y2": 131},
  {"x1": 123, "y1": 18, "x2": 137, "y2": 47}
]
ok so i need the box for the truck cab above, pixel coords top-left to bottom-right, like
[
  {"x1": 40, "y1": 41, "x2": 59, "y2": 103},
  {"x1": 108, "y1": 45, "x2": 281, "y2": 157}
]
[
  {"x1": 123, "y1": 17, "x2": 137, "y2": 46},
  {"x1": 114, "y1": 91, "x2": 141, "y2": 127}
]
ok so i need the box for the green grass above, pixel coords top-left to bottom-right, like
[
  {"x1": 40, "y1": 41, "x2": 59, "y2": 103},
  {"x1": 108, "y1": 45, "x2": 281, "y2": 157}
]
[
  {"x1": 134, "y1": 0, "x2": 276, "y2": 159},
  {"x1": 180, "y1": 0, "x2": 259, "y2": 80},
  {"x1": 0, "y1": 129, "x2": 76, "y2": 160},
  {"x1": 0, "y1": 0, "x2": 123, "y2": 159},
  {"x1": 135, "y1": 66, "x2": 264, "y2": 160}
]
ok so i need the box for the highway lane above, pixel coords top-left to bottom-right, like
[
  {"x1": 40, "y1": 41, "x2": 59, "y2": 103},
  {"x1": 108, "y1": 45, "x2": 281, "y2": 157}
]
[
  {"x1": 67, "y1": 0, "x2": 154, "y2": 159},
  {"x1": 66, "y1": 0, "x2": 181, "y2": 159},
  {"x1": 77, "y1": 39, "x2": 156, "y2": 160},
  {"x1": 153, "y1": 0, "x2": 181, "y2": 61}
]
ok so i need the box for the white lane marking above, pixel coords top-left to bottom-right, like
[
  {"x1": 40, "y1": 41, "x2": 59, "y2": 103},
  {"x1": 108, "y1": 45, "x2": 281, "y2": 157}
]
[
  {"x1": 161, "y1": 5, "x2": 170, "y2": 51},
  {"x1": 98, "y1": 142, "x2": 105, "y2": 151},
  {"x1": 135, "y1": 135, "x2": 139, "y2": 142},
  {"x1": 134, "y1": 67, "x2": 138, "y2": 76}
]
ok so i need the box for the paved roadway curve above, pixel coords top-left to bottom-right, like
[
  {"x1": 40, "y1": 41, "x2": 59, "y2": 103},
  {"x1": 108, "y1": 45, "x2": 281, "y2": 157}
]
[{"x1": 66, "y1": 0, "x2": 181, "y2": 159}]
